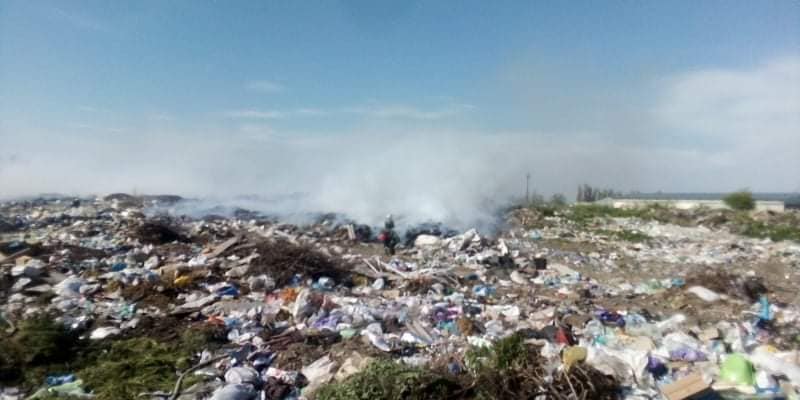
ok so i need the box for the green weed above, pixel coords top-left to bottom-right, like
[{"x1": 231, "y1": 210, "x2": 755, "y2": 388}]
[
  {"x1": 1, "y1": 317, "x2": 219, "y2": 400},
  {"x1": 724, "y1": 190, "x2": 755, "y2": 211},
  {"x1": 315, "y1": 360, "x2": 459, "y2": 400}
]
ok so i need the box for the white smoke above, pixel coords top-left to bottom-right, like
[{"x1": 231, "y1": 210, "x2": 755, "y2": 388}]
[{"x1": 2, "y1": 56, "x2": 798, "y2": 228}]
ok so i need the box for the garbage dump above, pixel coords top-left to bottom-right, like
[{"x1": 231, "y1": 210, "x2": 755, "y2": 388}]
[{"x1": 1, "y1": 196, "x2": 800, "y2": 399}]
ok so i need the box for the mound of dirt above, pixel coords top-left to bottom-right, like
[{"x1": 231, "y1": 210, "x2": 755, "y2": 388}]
[
  {"x1": 685, "y1": 270, "x2": 769, "y2": 303},
  {"x1": 120, "y1": 282, "x2": 177, "y2": 309},
  {"x1": 133, "y1": 220, "x2": 190, "y2": 245}
]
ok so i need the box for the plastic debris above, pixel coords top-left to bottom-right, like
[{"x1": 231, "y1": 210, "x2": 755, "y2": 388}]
[
  {"x1": 1, "y1": 196, "x2": 799, "y2": 400},
  {"x1": 719, "y1": 353, "x2": 756, "y2": 386},
  {"x1": 89, "y1": 326, "x2": 121, "y2": 340},
  {"x1": 210, "y1": 384, "x2": 257, "y2": 400},
  {"x1": 686, "y1": 286, "x2": 722, "y2": 302},
  {"x1": 224, "y1": 366, "x2": 260, "y2": 385},
  {"x1": 45, "y1": 374, "x2": 76, "y2": 387},
  {"x1": 562, "y1": 346, "x2": 587, "y2": 370}
]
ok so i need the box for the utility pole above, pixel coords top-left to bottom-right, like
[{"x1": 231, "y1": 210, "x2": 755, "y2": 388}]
[{"x1": 526, "y1": 173, "x2": 530, "y2": 204}]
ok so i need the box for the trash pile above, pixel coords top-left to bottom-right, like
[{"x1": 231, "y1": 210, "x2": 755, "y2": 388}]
[{"x1": 1, "y1": 196, "x2": 799, "y2": 399}]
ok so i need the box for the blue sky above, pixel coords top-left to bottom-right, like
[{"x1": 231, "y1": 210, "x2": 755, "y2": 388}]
[{"x1": 1, "y1": 1, "x2": 799, "y2": 223}]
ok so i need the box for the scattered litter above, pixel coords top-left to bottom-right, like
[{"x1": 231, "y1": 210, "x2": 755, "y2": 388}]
[{"x1": 1, "y1": 196, "x2": 799, "y2": 400}]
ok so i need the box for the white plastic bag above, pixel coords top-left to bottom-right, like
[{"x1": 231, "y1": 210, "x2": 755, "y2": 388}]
[
  {"x1": 210, "y1": 384, "x2": 256, "y2": 400},
  {"x1": 224, "y1": 366, "x2": 260, "y2": 385},
  {"x1": 301, "y1": 355, "x2": 337, "y2": 395},
  {"x1": 687, "y1": 286, "x2": 721, "y2": 302}
]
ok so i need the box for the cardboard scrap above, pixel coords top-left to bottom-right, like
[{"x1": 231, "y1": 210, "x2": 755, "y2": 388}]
[
  {"x1": 203, "y1": 235, "x2": 241, "y2": 259},
  {"x1": 661, "y1": 373, "x2": 714, "y2": 400}
]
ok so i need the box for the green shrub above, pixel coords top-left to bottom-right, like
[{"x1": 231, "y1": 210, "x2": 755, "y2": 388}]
[
  {"x1": 318, "y1": 335, "x2": 531, "y2": 400},
  {"x1": 78, "y1": 337, "x2": 198, "y2": 400},
  {"x1": 315, "y1": 360, "x2": 459, "y2": 400},
  {"x1": 724, "y1": 190, "x2": 755, "y2": 211},
  {"x1": 1, "y1": 317, "x2": 218, "y2": 399},
  {"x1": 466, "y1": 333, "x2": 528, "y2": 371},
  {"x1": 318, "y1": 334, "x2": 620, "y2": 400},
  {"x1": 0, "y1": 316, "x2": 81, "y2": 385},
  {"x1": 739, "y1": 221, "x2": 800, "y2": 242},
  {"x1": 77, "y1": 329, "x2": 219, "y2": 400}
]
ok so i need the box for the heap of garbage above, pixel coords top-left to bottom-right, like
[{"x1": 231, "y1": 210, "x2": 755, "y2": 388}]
[{"x1": 1, "y1": 195, "x2": 799, "y2": 399}]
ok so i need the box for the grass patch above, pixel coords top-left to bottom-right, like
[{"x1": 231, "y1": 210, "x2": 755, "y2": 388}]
[
  {"x1": 76, "y1": 327, "x2": 222, "y2": 400},
  {"x1": 315, "y1": 360, "x2": 461, "y2": 400},
  {"x1": 464, "y1": 333, "x2": 527, "y2": 372},
  {"x1": 1, "y1": 317, "x2": 221, "y2": 400},
  {"x1": 78, "y1": 335, "x2": 203, "y2": 400},
  {"x1": 0, "y1": 316, "x2": 82, "y2": 387},
  {"x1": 738, "y1": 220, "x2": 800, "y2": 242},
  {"x1": 525, "y1": 203, "x2": 799, "y2": 243},
  {"x1": 726, "y1": 211, "x2": 800, "y2": 242},
  {"x1": 594, "y1": 229, "x2": 651, "y2": 243},
  {"x1": 562, "y1": 204, "x2": 669, "y2": 226},
  {"x1": 467, "y1": 334, "x2": 619, "y2": 399},
  {"x1": 317, "y1": 334, "x2": 620, "y2": 400}
]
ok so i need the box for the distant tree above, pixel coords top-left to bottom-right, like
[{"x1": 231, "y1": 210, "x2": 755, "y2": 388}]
[
  {"x1": 550, "y1": 193, "x2": 567, "y2": 206},
  {"x1": 595, "y1": 188, "x2": 621, "y2": 200},
  {"x1": 576, "y1": 184, "x2": 621, "y2": 202},
  {"x1": 724, "y1": 190, "x2": 755, "y2": 211},
  {"x1": 528, "y1": 192, "x2": 545, "y2": 206}
]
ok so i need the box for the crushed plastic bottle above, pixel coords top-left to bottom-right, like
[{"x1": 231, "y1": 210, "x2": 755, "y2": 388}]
[{"x1": 472, "y1": 285, "x2": 496, "y2": 297}]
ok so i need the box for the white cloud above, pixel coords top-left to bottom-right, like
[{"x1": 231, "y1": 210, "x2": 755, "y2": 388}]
[
  {"x1": 223, "y1": 103, "x2": 473, "y2": 120},
  {"x1": 654, "y1": 56, "x2": 800, "y2": 189},
  {"x1": 49, "y1": 7, "x2": 109, "y2": 32},
  {"x1": 657, "y1": 56, "x2": 800, "y2": 140},
  {"x1": 223, "y1": 109, "x2": 289, "y2": 119},
  {"x1": 238, "y1": 123, "x2": 276, "y2": 142},
  {"x1": 245, "y1": 80, "x2": 285, "y2": 93},
  {"x1": 294, "y1": 108, "x2": 329, "y2": 116},
  {"x1": 67, "y1": 123, "x2": 126, "y2": 134},
  {"x1": 343, "y1": 103, "x2": 474, "y2": 120},
  {"x1": 145, "y1": 113, "x2": 174, "y2": 122}
]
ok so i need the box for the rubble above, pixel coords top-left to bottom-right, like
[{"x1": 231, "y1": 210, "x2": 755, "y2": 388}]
[{"x1": 0, "y1": 197, "x2": 799, "y2": 399}]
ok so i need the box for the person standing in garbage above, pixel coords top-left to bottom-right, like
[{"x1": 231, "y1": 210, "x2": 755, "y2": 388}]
[{"x1": 379, "y1": 214, "x2": 399, "y2": 255}]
